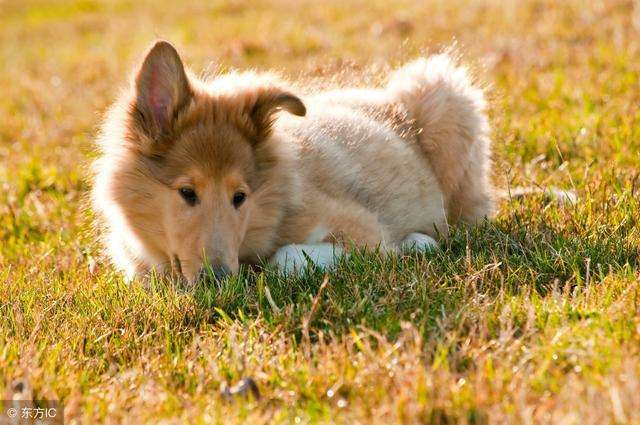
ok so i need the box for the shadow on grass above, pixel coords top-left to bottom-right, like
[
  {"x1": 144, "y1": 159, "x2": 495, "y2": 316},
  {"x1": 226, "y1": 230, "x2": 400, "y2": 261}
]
[{"x1": 174, "y1": 206, "x2": 639, "y2": 342}]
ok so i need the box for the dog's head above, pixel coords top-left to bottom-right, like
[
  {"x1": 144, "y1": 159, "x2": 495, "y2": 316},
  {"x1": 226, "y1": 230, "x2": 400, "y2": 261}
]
[{"x1": 102, "y1": 41, "x2": 305, "y2": 283}]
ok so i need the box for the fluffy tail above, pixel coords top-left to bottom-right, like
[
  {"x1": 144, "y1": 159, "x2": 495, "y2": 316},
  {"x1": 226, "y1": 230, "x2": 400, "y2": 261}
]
[{"x1": 387, "y1": 53, "x2": 494, "y2": 224}]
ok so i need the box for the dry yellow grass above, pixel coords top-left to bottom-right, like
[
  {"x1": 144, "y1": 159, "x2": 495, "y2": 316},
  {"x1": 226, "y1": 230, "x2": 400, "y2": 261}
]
[{"x1": 1, "y1": 0, "x2": 639, "y2": 423}]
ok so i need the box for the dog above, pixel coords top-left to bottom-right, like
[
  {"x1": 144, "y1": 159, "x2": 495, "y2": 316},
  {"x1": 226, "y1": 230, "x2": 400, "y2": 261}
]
[{"x1": 92, "y1": 40, "x2": 493, "y2": 284}]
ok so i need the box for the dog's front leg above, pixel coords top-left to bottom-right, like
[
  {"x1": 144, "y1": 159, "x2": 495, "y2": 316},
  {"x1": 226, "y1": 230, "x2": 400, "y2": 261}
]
[
  {"x1": 270, "y1": 243, "x2": 344, "y2": 274},
  {"x1": 400, "y1": 233, "x2": 439, "y2": 252},
  {"x1": 271, "y1": 192, "x2": 391, "y2": 273}
]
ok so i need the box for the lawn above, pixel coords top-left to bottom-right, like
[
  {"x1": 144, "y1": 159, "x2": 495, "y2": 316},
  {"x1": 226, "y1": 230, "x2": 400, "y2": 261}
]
[{"x1": 1, "y1": 0, "x2": 640, "y2": 423}]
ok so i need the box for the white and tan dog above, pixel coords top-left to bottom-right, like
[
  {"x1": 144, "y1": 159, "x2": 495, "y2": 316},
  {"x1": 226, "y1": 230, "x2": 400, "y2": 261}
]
[{"x1": 92, "y1": 40, "x2": 493, "y2": 283}]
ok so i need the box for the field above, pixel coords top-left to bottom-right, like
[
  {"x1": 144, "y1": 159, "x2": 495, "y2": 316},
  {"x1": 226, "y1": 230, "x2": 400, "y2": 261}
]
[{"x1": 1, "y1": 0, "x2": 640, "y2": 423}]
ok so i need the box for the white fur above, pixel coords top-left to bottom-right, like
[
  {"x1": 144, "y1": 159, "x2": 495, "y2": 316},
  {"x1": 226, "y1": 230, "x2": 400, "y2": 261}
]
[
  {"x1": 271, "y1": 243, "x2": 344, "y2": 274},
  {"x1": 273, "y1": 233, "x2": 438, "y2": 274},
  {"x1": 401, "y1": 233, "x2": 439, "y2": 252}
]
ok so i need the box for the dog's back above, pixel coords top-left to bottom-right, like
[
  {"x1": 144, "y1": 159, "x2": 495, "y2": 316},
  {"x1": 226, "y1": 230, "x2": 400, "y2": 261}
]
[
  {"x1": 274, "y1": 54, "x2": 492, "y2": 246},
  {"x1": 276, "y1": 93, "x2": 448, "y2": 245}
]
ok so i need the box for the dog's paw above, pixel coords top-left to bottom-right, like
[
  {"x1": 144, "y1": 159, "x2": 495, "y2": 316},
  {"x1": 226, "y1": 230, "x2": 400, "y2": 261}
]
[
  {"x1": 270, "y1": 243, "x2": 344, "y2": 274},
  {"x1": 400, "y1": 233, "x2": 439, "y2": 252}
]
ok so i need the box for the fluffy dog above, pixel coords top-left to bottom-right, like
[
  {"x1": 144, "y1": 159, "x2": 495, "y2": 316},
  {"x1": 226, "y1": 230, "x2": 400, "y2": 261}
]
[{"x1": 92, "y1": 40, "x2": 493, "y2": 284}]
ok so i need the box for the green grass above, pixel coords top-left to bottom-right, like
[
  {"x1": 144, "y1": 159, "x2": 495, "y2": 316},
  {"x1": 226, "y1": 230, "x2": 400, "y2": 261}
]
[{"x1": 1, "y1": 0, "x2": 640, "y2": 423}]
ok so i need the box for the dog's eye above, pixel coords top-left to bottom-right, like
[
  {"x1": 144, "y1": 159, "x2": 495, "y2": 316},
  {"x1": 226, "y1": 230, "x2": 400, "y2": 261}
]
[
  {"x1": 232, "y1": 191, "x2": 246, "y2": 209},
  {"x1": 179, "y1": 187, "x2": 198, "y2": 206}
]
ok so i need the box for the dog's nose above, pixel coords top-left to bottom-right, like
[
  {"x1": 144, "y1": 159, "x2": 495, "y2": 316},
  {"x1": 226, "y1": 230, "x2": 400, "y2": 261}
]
[
  {"x1": 211, "y1": 264, "x2": 231, "y2": 279},
  {"x1": 198, "y1": 264, "x2": 231, "y2": 282}
]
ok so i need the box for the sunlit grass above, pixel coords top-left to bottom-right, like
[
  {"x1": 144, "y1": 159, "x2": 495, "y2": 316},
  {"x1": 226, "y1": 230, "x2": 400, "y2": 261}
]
[{"x1": 1, "y1": 0, "x2": 639, "y2": 423}]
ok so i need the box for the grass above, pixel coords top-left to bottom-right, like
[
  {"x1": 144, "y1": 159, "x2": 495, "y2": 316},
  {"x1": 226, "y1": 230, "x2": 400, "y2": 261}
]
[{"x1": 1, "y1": 0, "x2": 640, "y2": 423}]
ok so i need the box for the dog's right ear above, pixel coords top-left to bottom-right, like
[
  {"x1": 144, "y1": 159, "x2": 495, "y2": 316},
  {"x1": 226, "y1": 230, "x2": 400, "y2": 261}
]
[{"x1": 132, "y1": 40, "x2": 192, "y2": 144}]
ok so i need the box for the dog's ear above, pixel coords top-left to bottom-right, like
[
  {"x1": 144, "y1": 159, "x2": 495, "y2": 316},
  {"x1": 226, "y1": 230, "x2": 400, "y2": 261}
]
[
  {"x1": 251, "y1": 90, "x2": 305, "y2": 140},
  {"x1": 133, "y1": 40, "x2": 192, "y2": 143}
]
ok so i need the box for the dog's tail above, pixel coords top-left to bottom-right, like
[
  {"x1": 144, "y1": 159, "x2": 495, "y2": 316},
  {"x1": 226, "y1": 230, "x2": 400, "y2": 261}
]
[
  {"x1": 502, "y1": 186, "x2": 577, "y2": 205},
  {"x1": 386, "y1": 53, "x2": 494, "y2": 224}
]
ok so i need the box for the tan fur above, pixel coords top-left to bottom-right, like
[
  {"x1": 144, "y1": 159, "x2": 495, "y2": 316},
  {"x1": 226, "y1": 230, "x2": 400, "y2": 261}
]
[{"x1": 92, "y1": 41, "x2": 494, "y2": 283}]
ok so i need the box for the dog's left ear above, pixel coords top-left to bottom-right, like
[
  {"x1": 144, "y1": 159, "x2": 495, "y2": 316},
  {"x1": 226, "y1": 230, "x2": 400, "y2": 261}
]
[{"x1": 250, "y1": 90, "x2": 306, "y2": 140}]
